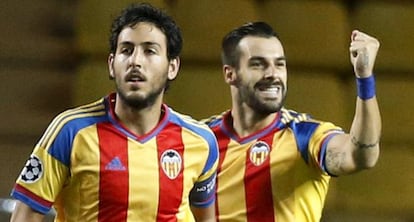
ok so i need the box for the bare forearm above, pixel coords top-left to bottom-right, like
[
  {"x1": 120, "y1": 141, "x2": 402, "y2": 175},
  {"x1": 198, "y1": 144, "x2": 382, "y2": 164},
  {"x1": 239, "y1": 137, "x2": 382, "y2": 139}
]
[
  {"x1": 10, "y1": 201, "x2": 45, "y2": 222},
  {"x1": 191, "y1": 205, "x2": 216, "y2": 222},
  {"x1": 349, "y1": 96, "x2": 381, "y2": 168},
  {"x1": 325, "y1": 97, "x2": 381, "y2": 175}
]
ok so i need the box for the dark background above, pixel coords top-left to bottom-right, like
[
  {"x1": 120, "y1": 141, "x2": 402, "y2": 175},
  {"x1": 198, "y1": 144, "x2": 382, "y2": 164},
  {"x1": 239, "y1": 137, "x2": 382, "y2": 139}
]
[{"x1": 1, "y1": 0, "x2": 413, "y2": 221}]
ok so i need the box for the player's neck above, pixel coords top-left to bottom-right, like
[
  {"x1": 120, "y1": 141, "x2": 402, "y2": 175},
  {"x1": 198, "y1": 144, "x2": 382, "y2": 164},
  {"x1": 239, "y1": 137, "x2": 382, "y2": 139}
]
[
  {"x1": 230, "y1": 105, "x2": 277, "y2": 138},
  {"x1": 114, "y1": 96, "x2": 165, "y2": 136}
]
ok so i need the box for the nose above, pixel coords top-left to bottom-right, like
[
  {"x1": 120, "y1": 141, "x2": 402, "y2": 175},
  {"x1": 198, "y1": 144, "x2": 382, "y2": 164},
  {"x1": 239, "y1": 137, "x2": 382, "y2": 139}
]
[
  {"x1": 263, "y1": 64, "x2": 277, "y2": 79},
  {"x1": 129, "y1": 48, "x2": 143, "y2": 67}
]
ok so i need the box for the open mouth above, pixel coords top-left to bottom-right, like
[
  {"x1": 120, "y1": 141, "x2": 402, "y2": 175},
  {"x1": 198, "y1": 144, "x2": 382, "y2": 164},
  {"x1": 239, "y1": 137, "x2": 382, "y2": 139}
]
[
  {"x1": 126, "y1": 70, "x2": 146, "y2": 82},
  {"x1": 259, "y1": 85, "x2": 281, "y2": 92},
  {"x1": 256, "y1": 83, "x2": 283, "y2": 99},
  {"x1": 127, "y1": 76, "x2": 144, "y2": 82},
  {"x1": 258, "y1": 83, "x2": 282, "y2": 93}
]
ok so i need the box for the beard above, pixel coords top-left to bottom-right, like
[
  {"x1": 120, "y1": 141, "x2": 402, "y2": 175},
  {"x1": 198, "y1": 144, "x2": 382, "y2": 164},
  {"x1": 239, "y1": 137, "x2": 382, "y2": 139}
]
[
  {"x1": 115, "y1": 79, "x2": 168, "y2": 110},
  {"x1": 243, "y1": 83, "x2": 287, "y2": 115}
]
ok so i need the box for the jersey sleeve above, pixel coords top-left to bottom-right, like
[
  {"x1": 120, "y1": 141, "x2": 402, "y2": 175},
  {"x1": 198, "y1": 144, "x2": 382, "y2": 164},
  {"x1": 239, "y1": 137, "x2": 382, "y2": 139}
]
[
  {"x1": 293, "y1": 120, "x2": 344, "y2": 175},
  {"x1": 308, "y1": 122, "x2": 344, "y2": 175},
  {"x1": 11, "y1": 116, "x2": 72, "y2": 214},
  {"x1": 188, "y1": 132, "x2": 219, "y2": 208}
]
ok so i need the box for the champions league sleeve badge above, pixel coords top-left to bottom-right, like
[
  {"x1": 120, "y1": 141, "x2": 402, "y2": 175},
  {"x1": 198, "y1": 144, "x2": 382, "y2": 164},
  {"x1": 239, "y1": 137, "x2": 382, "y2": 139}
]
[
  {"x1": 19, "y1": 154, "x2": 43, "y2": 183},
  {"x1": 160, "y1": 149, "x2": 182, "y2": 180}
]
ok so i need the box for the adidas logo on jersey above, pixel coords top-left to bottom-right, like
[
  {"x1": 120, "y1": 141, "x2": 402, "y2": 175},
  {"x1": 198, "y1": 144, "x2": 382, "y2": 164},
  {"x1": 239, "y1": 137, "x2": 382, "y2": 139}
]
[{"x1": 105, "y1": 156, "x2": 126, "y2": 171}]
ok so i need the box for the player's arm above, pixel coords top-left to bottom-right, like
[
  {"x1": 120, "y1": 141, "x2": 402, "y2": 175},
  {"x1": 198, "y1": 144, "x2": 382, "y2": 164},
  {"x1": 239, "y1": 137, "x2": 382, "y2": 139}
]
[
  {"x1": 325, "y1": 30, "x2": 381, "y2": 176},
  {"x1": 189, "y1": 170, "x2": 217, "y2": 221},
  {"x1": 191, "y1": 204, "x2": 215, "y2": 222},
  {"x1": 189, "y1": 162, "x2": 217, "y2": 221},
  {"x1": 10, "y1": 200, "x2": 45, "y2": 222}
]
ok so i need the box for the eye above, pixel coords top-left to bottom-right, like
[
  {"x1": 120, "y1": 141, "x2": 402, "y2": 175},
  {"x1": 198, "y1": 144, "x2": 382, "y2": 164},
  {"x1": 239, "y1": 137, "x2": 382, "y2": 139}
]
[
  {"x1": 144, "y1": 48, "x2": 157, "y2": 55},
  {"x1": 251, "y1": 61, "x2": 261, "y2": 67},
  {"x1": 120, "y1": 47, "x2": 133, "y2": 55},
  {"x1": 249, "y1": 60, "x2": 266, "y2": 69},
  {"x1": 276, "y1": 61, "x2": 286, "y2": 67}
]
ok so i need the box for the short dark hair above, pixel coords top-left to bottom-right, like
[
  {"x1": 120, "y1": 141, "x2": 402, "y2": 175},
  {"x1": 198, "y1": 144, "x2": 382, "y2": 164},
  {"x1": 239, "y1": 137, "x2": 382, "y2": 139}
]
[
  {"x1": 109, "y1": 3, "x2": 182, "y2": 60},
  {"x1": 221, "y1": 22, "x2": 280, "y2": 68}
]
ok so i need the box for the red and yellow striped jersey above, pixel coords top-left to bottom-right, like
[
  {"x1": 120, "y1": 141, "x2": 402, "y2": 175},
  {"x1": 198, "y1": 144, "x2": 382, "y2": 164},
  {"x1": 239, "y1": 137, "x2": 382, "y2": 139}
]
[
  {"x1": 11, "y1": 93, "x2": 218, "y2": 222},
  {"x1": 204, "y1": 108, "x2": 343, "y2": 222}
]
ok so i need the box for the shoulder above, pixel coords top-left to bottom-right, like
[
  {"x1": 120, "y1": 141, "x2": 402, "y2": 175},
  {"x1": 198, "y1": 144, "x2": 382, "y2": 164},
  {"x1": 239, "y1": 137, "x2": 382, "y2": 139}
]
[
  {"x1": 167, "y1": 108, "x2": 219, "y2": 159},
  {"x1": 37, "y1": 98, "x2": 108, "y2": 147},
  {"x1": 279, "y1": 107, "x2": 343, "y2": 136},
  {"x1": 200, "y1": 110, "x2": 229, "y2": 128},
  {"x1": 167, "y1": 107, "x2": 216, "y2": 140},
  {"x1": 52, "y1": 98, "x2": 107, "y2": 129},
  {"x1": 279, "y1": 108, "x2": 313, "y2": 124}
]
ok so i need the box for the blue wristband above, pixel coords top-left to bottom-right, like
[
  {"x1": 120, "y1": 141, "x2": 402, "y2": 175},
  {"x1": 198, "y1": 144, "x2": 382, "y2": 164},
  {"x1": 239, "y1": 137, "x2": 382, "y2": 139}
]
[{"x1": 356, "y1": 75, "x2": 376, "y2": 100}]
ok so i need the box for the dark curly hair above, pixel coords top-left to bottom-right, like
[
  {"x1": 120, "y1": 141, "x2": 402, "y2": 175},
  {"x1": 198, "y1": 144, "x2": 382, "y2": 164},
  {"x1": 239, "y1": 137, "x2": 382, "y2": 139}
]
[{"x1": 109, "y1": 3, "x2": 182, "y2": 61}]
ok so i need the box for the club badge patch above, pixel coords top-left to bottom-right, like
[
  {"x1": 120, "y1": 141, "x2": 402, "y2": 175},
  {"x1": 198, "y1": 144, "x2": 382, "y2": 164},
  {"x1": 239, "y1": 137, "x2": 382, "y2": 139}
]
[
  {"x1": 20, "y1": 154, "x2": 43, "y2": 183},
  {"x1": 160, "y1": 149, "x2": 182, "y2": 180},
  {"x1": 249, "y1": 141, "x2": 270, "y2": 166}
]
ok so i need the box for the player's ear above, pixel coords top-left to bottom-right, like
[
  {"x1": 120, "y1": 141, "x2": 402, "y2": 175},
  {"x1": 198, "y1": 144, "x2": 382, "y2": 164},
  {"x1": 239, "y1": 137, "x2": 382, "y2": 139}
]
[
  {"x1": 108, "y1": 53, "x2": 115, "y2": 80},
  {"x1": 223, "y1": 65, "x2": 236, "y2": 85},
  {"x1": 167, "y1": 57, "x2": 180, "y2": 80}
]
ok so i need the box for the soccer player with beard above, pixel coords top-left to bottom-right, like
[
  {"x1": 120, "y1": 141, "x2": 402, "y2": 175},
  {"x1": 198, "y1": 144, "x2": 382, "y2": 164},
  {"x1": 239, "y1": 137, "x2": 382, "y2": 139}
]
[
  {"x1": 203, "y1": 22, "x2": 381, "y2": 221},
  {"x1": 10, "y1": 3, "x2": 218, "y2": 222}
]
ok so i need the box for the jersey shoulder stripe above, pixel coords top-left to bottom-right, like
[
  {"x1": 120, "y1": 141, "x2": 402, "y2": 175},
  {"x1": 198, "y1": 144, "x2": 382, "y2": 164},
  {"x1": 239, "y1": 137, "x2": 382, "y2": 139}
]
[
  {"x1": 169, "y1": 107, "x2": 218, "y2": 175},
  {"x1": 170, "y1": 108, "x2": 213, "y2": 138},
  {"x1": 280, "y1": 108, "x2": 344, "y2": 164},
  {"x1": 200, "y1": 110, "x2": 228, "y2": 128},
  {"x1": 38, "y1": 99, "x2": 106, "y2": 148},
  {"x1": 280, "y1": 108, "x2": 312, "y2": 125},
  {"x1": 37, "y1": 98, "x2": 108, "y2": 166}
]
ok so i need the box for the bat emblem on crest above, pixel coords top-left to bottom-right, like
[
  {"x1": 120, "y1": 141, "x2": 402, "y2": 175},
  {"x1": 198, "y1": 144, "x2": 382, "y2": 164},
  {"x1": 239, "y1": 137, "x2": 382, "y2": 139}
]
[
  {"x1": 249, "y1": 141, "x2": 270, "y2": 166},
  {"x1": 160, "y1": 149, "x2": 182, "y2": 179}
]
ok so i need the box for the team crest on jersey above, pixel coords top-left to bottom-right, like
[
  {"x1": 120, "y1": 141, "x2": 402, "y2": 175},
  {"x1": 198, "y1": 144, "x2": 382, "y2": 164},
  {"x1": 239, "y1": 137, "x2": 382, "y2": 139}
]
[
  {"x1": 249, "y1": 141, "x2": 270, "y2": 166},
  {"x1": 160, "y1": 149, "x2": 182, "y2": 179},
  {"x1": 20, "y1": 154, "x2": 43, "y2": 183}
]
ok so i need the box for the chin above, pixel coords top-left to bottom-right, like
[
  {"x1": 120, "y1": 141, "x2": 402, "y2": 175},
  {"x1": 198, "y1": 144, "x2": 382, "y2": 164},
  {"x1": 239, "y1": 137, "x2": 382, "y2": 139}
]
[{"x1": 263, "y1": 101, "x2": 284, "y2": 113}]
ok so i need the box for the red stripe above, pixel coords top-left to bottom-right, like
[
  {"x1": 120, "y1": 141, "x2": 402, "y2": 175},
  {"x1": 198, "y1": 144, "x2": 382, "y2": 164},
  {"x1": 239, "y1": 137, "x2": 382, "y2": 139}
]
[
  {"x1": 97, "y1": 123, "x2": 129, "y2": 222},
  {"x1": 244, "y1": 134, "x2": 275, "y2": 222},
  {"x1": 212, "y1": 126, "x2": 231, "y2": 221},
  {"x1": 14, "y1": 184, "x2": 53, "y2": 207},
  {"x1": 156, "y1": 123, "x2": 184, "y2": 222}
]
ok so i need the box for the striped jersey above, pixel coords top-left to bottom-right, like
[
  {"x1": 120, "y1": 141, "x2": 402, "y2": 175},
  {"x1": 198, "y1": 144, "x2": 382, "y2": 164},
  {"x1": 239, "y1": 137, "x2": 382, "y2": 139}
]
[
  {"x1": 204, "y1": 108, "x2": 344, "y2": 222},
  {"x1": 11, "y1": 93, "x2": 218, "y2": 222}
]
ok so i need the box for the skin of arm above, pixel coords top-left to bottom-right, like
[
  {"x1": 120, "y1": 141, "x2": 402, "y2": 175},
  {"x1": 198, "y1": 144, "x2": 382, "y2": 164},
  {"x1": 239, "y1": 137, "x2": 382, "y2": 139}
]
[
  {"x1": 191, "y1": 204, "x2": 216, "y2": 222},
  {"x1": 10, "y1": 201, "x2": 45, "y2": 222},
  {"x1": 325, "y1": 30, "x2": 381, "y2": 176}
]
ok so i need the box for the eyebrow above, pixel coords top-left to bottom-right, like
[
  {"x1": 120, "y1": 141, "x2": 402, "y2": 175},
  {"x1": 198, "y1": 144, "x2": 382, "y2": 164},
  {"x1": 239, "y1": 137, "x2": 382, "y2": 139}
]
[
  {"x1": 141, "y1": 41, "x2": 162, "y2": 48},
  {"x1": 118, "y1": 41, "x2": 162, "y2": 48},
  {"x1": 276, "y1": 56, "x2": 286, "y2": 61},
  {"x1": 249, "y1": 56, "x2": 286, "y2": 61}
]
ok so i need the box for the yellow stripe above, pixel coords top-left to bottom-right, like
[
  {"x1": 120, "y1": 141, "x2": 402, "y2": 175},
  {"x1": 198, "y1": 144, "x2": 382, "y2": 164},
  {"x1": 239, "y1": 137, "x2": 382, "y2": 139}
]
[
  {"x1": 280, "y1": 108, "x2": 313, "y2": 124},
  {"x1": 38, "y1": 101, "x2": 103, "y2": 147},
  {"x1": 127, "y1": 139, "x2": 159, "y2": 221},
  {"x1": 280, "y1": 108, "x2": 294, "y2": 124},
  {"x1": 63, "y1": 126, "x2": 101, "y2": 221},
  {"x1": 38, "y1": 100, "x2": 103, "y2": 146},
  {"x1": 44, "y1": 111, "x2": 106, "y2": 151},
  {"x1": 170, "y1": 109, "x2": 213, "y2": 132},
  {"x1": 181, "y1": 127, "x2": 217, "y2": 182},
  {"x1": 217, "y1": 140, "x2": 248, "y2": 221},
  {"x1": 199, "y1": 110, "x2": 228, "y2": 124},
  {"x1": 38, "y1": 99, "x2": 106, "y2": 151},
  {"x1": 198, "y1": 158, "x2": 218, "y2": 182}
]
